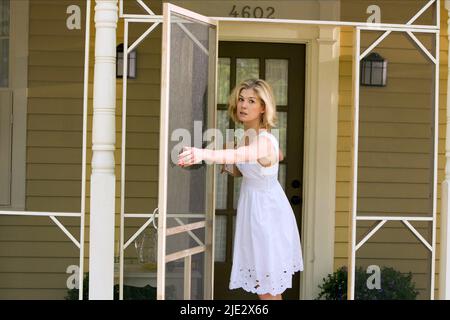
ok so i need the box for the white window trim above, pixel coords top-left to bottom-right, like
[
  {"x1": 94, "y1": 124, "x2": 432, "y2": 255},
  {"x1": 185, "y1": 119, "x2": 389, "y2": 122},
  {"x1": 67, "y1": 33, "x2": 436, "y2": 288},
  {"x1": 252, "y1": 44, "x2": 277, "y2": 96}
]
[
  {"x1": 0, "y1": 0, "x2": 28, "y2": 210},
  {"x1": 219, "y1": 22, "x2": 339, "y2": 300}
]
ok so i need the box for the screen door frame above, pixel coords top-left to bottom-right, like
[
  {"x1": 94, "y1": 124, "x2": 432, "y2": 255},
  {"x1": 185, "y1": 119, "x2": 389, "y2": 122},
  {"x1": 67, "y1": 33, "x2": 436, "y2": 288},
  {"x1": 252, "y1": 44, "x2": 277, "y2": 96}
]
[{"x1": 157, "y1": 2, "x2": 218, "y2": 300}]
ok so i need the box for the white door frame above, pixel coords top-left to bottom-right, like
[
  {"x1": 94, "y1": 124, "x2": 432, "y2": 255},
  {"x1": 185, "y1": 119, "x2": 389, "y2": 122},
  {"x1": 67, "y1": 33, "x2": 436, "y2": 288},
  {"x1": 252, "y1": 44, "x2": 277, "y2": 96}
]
[
  {"x1": 118, "y1": 2, "x2": 218, "y2": 300},
  {"x1": 157, "y1": 2, "x2": 218, "y2": 300}
]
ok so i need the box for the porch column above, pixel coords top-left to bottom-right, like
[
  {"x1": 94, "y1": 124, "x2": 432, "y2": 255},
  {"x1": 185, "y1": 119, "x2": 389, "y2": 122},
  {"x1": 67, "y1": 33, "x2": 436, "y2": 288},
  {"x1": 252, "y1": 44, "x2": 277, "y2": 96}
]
[
  {"x1": 89, "y1": 0, "x2": 118, "y2": 300},
  {"x1": 314, "y1": 26, "x2": 339, "y2": 297}
]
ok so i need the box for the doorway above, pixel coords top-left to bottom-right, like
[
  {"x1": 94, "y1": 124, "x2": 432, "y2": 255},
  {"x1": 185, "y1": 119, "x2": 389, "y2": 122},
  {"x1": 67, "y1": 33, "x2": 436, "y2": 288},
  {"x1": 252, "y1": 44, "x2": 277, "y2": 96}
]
[{"x1": 214, "y1": 41, "x2": 306, "y2": 300}]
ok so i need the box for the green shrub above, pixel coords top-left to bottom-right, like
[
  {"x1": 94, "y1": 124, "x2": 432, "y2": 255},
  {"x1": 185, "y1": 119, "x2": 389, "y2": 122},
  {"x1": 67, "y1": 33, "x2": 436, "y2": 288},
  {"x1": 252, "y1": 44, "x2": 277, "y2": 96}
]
[
  {"x1": 65, "y1": 273, "x2": 156, "y2": 300},
  {"x1": 317, "y1": 266, "x2": 419, "y2": 300}
]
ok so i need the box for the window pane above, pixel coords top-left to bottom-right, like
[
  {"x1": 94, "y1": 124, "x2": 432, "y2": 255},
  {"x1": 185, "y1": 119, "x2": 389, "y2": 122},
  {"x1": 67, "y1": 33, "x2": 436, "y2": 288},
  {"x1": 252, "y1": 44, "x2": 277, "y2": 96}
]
[
  {"x1": 266, "y1": 59, "x2": 288, "y2": 105},
  {"x1": 215, "y1": 110, "x2": 229, "y2": 209},
  {"x1": 0, "y1": 39, "x2": 8, "y2": 87},
  {"x1": 217, "y1": 110, "x2": 229, "y2": 138},
  {"x1": 218, "y1": 58, "x2": 230, "y2": 104},
  {"x1": 0, "y1": 0, "x2": 9, "y2": 37},
  {"x1": 0, "y1": 0, "x2": 8, "y2": 88},
  {"x1": 233, "y1": 176, "x2": 242, "y2": 210},
  {"x1": 232, "y1": 216, "x2": 236, "y2": 248},
  {"x1": 214, "y1": 216, "x2": 227, "y2": 262},
  {"x1": 0, "y1": 90, "x2": 12, "y2": 205},
  {"x1": 278, "y1": 163, "x2": 286, "y2": 191},
  {"x1": 236, "y1": 58, "x2": 259, "y2": 85},
  {"x1": 215, "y1": 165, "x2": 227, "y2": 210},
  {"x1": 276, "y1": 111, "x2": 287, "y2": 157},
  {"x1": 235, "y1": 121, "x2": 244, "y2": 132}
]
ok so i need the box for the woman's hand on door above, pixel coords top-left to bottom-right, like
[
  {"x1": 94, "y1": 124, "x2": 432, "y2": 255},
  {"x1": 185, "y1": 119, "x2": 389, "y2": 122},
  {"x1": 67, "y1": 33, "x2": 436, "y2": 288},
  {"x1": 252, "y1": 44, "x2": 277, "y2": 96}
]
[{"x1": 177, "y1": 147, "x2": 203, "y2": 167}]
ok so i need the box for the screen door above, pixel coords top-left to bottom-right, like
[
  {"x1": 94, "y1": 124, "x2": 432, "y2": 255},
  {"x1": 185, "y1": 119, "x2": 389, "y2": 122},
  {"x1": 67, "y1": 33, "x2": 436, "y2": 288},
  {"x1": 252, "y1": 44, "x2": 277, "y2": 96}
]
[{"x1": 157, "y1": 3, "x2": 217, "y2": 300}]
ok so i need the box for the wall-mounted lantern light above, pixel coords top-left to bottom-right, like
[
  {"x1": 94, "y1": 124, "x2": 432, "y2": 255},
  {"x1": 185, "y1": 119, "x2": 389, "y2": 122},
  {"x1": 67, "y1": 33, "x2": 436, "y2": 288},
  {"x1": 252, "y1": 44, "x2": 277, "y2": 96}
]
[
  {"x1": 360, "y1": 52, "x2": 387, "y2": 87},
  {"x1": 116, "y1": 43, "x2": 136, "y2": 79}
]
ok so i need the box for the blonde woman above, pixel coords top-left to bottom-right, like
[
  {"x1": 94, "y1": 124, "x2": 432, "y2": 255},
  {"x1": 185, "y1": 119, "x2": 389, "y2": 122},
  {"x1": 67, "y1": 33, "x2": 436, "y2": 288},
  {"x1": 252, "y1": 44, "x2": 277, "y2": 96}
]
[{"x1": 178, "y1": 79, "x2": 303, "y2": 300}]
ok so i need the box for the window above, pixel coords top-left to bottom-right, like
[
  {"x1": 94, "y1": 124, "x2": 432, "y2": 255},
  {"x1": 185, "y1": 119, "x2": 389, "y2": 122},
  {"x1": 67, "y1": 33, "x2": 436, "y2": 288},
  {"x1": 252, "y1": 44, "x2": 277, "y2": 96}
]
[
  {"x1": 0, "y1": 0, "x2": 9, "y2": 88},
  {"x1": 0, "y1": 0, "x2": 11, "y2": 205},
  {"x1": 0, "y1": 91, "x2": 12, "y2": 205}
]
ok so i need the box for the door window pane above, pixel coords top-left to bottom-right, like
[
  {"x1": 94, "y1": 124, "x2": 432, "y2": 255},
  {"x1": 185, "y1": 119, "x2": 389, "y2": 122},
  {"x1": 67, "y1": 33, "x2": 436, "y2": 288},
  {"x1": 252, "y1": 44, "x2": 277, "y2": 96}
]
[
  {"x1": 236, "y1": 58, "x2": 259, "y2": 85},
  {"x1": 217, "y1": 110, "x2": 229, "y2": 141},
  {"x1": 266, "y1": 59, "x2": 288, "y2": 105},
  {"x1": 233, "y1": 176, "x2": 242, "y2": 210},
  {"x1": 278, "y1": 163, "x2": 286, "y2": 191},
  {"x1": 276, "y1": 111, "x2": 287, "y2": 157},
  {"x1": 232, "y1": 127, "x2": 246, "y2": 210},
  {"x1": 215, "y1": 165, "x2": 227, "y2": 210},
  {"x1": 218, "y1": 58, "x2": 230, "y2": 104},
  {"x1": 235, "y1": 121, "x2": 244, "y2": 132},
  {"x1": 214, "y1": 216, "x2": 227, "y2": 262},
  {"x1": 232, "y1": 215, "x2": 236, "y2": 248},
  {"x1": 215, "y1": 110, "x2": 229, "y2": 209}
]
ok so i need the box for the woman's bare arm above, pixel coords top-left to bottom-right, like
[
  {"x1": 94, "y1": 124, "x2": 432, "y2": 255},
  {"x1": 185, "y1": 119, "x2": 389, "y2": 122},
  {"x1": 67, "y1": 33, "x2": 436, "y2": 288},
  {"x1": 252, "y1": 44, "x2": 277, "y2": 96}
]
[
  {"x1": 178, "y1": 136, "x2": 275, "y2": 166},
  {"x1": 219, "y1": 143, "x2": 243, "y2": 177}
]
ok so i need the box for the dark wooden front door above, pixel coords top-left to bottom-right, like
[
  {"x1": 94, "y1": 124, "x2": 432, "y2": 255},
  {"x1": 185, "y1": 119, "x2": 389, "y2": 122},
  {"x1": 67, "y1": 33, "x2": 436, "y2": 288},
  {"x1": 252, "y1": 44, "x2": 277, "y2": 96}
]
[{"x1": 214, "y1": 41, "x2": 306, "y2": 300}]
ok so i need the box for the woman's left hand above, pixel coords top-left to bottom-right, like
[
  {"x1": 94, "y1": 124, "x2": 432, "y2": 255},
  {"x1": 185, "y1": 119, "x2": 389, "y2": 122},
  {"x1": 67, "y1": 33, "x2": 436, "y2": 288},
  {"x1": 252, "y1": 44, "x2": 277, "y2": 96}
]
[{"x1": 177, "y1": 147, "x2": 203, "y2": 167}]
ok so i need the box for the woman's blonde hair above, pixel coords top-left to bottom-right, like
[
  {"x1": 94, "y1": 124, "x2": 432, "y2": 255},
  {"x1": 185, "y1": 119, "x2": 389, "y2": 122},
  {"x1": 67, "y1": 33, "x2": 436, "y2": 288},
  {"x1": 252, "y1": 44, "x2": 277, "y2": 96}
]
[{"x1": 228, "y1": 79, "x2": 277, "y2": 130}]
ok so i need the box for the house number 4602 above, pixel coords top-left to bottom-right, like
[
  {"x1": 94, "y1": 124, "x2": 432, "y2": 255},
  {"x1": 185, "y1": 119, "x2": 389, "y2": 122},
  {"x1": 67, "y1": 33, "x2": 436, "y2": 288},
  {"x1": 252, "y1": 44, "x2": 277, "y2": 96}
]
[{"x1": 229, "y1": 5, "x2": 275, "y2": 19}]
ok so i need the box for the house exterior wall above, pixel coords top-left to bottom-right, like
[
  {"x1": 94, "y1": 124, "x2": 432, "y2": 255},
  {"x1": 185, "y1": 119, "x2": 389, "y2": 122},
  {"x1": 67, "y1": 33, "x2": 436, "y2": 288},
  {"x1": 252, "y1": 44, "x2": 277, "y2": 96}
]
[
  {"x1": 0, "y1": 0, "x2": 447, "y2": 299},
  {"x1": 0, "y1": 0, "x2": 90, "y2": 299},
  {"x1": 0, "y1": 0, "x2": 163, "y2": 299}
]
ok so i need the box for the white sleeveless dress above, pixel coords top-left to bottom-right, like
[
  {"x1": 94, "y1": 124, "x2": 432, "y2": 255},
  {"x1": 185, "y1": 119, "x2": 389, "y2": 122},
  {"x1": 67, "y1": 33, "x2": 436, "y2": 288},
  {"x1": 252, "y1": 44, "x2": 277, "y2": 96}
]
[{"x1": 229, "y1": 130, "x2": 304, "y2": 295}]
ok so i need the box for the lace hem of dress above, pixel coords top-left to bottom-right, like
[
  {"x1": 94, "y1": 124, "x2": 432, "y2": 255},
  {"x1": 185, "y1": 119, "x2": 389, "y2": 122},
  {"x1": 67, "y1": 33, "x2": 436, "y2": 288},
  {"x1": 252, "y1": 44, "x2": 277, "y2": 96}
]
[{"x1": 229, "y1": 260, "x2": 304, "y2": 296}]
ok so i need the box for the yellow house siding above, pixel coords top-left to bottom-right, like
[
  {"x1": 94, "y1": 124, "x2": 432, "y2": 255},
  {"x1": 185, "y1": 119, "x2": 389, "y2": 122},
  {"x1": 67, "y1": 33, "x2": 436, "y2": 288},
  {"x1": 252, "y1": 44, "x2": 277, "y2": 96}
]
[
  {"x1": 334, "y1": 2, "x2": 448, "y2": 299},
  {"x1": 0, "y1": 0, "x2": 90, "y2": 299},
  {"x1": 334, "y1": 26, "x2": 353, "y2": 270}
]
